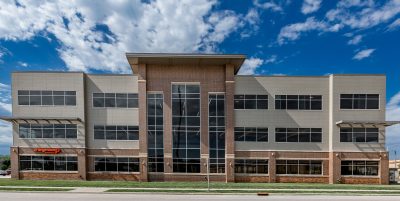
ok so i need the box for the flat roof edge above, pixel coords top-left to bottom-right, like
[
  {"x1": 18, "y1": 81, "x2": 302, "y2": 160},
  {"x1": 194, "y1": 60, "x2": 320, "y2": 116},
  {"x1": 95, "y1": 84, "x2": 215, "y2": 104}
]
[{"x1": 126, "y1": 53, "x2": 246, "y2": 59}]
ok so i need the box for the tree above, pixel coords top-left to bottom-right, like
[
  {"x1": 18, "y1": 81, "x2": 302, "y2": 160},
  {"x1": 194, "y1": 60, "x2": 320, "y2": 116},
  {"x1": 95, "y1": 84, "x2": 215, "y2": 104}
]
[{"x1": 0, "y1": 156, "x2": 10, "y2": 170}]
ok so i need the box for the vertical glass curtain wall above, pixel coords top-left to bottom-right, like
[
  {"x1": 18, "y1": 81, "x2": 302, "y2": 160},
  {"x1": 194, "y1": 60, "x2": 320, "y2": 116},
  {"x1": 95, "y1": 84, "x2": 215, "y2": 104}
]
[
  {"x1": 208, "y1": 93, "x2": 225, "y2": 173},
  {"x1": 172, "y1": 84, "x2": 201, "y2": 173},
  {"x1": 147, "y1": 93, "x2": 164, "y2": 172}
]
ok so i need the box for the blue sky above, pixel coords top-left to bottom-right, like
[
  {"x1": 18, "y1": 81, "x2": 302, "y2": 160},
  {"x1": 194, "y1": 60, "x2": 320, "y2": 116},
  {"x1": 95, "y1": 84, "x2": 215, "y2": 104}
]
[{"x1": 0, "y1": 0, "x2": 399, "y2": 156}]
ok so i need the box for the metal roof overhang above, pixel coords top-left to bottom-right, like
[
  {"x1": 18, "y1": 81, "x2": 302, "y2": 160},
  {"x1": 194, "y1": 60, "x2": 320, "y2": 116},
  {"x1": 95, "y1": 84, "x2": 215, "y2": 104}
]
[
  {"x1": 0, "y1": 117, "x2": 82, "y2": 124},
  {"x1": 336, "y1": 120, "x2": 400, "y2": 128},
  {"x1": 126, "y1": 53, "x2": 246, "y2": 75}
]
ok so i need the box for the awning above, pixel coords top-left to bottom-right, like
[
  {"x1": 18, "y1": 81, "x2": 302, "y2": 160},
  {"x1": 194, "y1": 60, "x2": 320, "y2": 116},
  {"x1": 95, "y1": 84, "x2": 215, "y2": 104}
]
[
  {"x1": 0, "y1": 116, "x2": 82, "y2": 124},
  {"x1": 336, "y1": 120, "x2": 400, "y2": 127}
]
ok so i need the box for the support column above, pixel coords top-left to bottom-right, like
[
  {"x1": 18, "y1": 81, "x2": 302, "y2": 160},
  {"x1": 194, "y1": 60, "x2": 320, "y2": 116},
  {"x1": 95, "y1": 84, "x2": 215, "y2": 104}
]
[
  {"x1": 225, "y1": 64, "x2": 235, "y2": 182},
  {"x1": 329, "y1": 152, "x2": 341, "y2": 184},
  {"x1": 10, "y1": 146, "x2": 19, "y2": 179},
  {"x1": 380, "y1": 151, "x2": 389, "y2": 185},
  {"x1": 77, "y1": 148, "x2": 87, "y2": 180},
  {"x1": 138, "y1": 63, "x2": 148, "y2": 182},
  {"x1": 268, "y1": 152, "x2": 276, "y2": 183}
]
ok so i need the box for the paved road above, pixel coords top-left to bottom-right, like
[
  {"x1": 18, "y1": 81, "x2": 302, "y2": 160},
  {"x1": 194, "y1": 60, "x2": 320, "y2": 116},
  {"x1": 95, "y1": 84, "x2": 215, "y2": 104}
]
[{"x1": 0, "y1": 192, "x2": 399, "y2": 201}]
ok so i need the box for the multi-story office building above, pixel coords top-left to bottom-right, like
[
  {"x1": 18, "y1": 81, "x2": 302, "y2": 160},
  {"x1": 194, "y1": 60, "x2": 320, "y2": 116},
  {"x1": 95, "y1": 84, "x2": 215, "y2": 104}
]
[{"x1": 2, "y1": 53, "x2": 399, "y2": 184}]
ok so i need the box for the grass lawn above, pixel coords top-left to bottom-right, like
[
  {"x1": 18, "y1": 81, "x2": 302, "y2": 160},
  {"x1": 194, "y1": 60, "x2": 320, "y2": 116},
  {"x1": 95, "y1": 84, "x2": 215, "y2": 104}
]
[
  {"x1": 0, "y1": 187, "x2": 73, "y2": 192},
  {"x1": 0, "y1": 179, "x2": 400, "y2": 190}
]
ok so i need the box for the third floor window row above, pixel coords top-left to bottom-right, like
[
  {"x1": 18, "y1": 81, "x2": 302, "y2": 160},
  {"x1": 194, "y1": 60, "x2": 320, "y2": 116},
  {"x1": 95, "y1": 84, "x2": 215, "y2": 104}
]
[{"x1": 18, "y1": 90, "x2": 76, "y2": 106}]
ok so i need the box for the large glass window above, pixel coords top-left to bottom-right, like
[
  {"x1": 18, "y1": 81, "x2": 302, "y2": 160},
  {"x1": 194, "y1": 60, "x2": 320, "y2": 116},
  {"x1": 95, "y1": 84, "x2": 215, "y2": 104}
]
[
  {"x1": 340, "y1": 94, "x2": 379, "y2": 109},
  {"x1": 93, "y1": 93, "x2": 138, "y2": 108},
  {"x1": 94, "y1": 125, "x2": 138, "y2": 140},
  {"x1": 275, "y1": 128, "x2": 322, "y2": 142},
  {"x1": 147, "y1": 93, "x2": 164, "y2": 172},
  {"x1": 19, "y1": 124, "x2": 77, "y2": 139},
  {"x1": 19, "y1": 155, "x2": 77, "y2": 171},
  {"x1": 275, "y1": 95, "x2": 322, "y2": 110},
  {"x1": 234, "y1": 95, "x2": 268, "y2": 109},
  {"x1": 234, "y1": 159, "x2": 268, "y2": 174},
  {"x1": 341, "y1": 160, "x2": 379, "y2": 176},
  {"x1": 94, "y1": 157, "x2": 139, "y2": 172},
  {"x1": 172, "y1": 84, "x2": 201, "y2": 173},
  {"x1": 276, "y1": 160, "x2": 322, "y2": 175},
  {"x1": 340, "y1": 128, "x2": 379, "y2": 143},
  {"x1": 209, "y1": 94, "x2": 225, "y2": 173},
  {"x1": 234, "y1": 127, "x2": 268, "y2": 142},
  {"x1": 18, "y1": 90, "x2": 76, "y2": 106}
]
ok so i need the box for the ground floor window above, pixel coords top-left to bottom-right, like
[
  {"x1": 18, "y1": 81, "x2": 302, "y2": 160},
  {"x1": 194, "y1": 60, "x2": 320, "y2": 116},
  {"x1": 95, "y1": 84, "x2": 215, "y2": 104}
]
[
  {"x1": 276, "y1": 160, "x2": 322, "y2": 175},
  {"x1": 341, "y1": 160, "x2": 379, "y2": 176},
  {"x1": 94, "y1": 157, "x2": 139, "y2": 172},
  {"x1": 19, "y1": 155, "x2": 77, "y2": 171},
  {"x1": 234, "y1": 159, "x2": 268, "y2": 174}
]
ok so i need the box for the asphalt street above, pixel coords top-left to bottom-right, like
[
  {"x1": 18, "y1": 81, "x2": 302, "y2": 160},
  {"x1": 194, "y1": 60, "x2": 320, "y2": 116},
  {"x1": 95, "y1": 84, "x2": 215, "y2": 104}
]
[{"x1": 0, "y1": 192, "x2": 399, "y2": 201}]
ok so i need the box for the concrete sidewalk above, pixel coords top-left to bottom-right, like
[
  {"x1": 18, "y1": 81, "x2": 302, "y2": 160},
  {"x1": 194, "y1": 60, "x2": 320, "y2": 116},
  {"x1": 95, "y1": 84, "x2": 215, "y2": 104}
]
[{"x1": 2, "y1": 186, "x2": 400, "y2": 194}]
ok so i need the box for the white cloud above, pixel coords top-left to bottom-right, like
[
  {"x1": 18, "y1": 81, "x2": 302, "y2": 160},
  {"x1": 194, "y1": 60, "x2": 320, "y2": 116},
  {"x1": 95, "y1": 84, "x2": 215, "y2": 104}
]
[
  {"x1": 277, "y1": 17, "x2": 340, "y2": 44},
  {"x1": 265, "y1": 55, "x2": 278, "y2": 64},
  {"x1": 238, "y1": 57, "x2": 264, "y2": 75},
  {"x1": 386, "y1": 91, "x2": 400, "y2": 154},
  {"x1": 17, "y1": 61, "x2": 28, "y2": 67},
  {"x1": 388, "y1": 18, "x2": 400, "y2": 30},
  {"x1": 0, "y1": 102, "x2": 11, "y2": 113},
  {"x1": 0, "y1": 121, "x2": 12, "y2": 149},
  {"x1": 0, "y1": 0, "x2": 253, "y2": 73},
  {"x1": 278, "y1": 0, "x2": 400, "y2": 45},
  {"x1": 347, "y1": 34, "x2": 363, "y2": 45},
  {"x1": 0, "y1": 83, "x2": 10, "y2": 90},
  {"x1": 254, "y1": 0, "x2": 283, "y2": 12},
  {"x1": 326, "y1": 0, "x2": 400, "y2": 29},
  {"x1": 353, "y1": 48, "x2": 375, "y2": 60},
  {"x1": 301, "y1": 0, "x2": 322, "y2": 14}
]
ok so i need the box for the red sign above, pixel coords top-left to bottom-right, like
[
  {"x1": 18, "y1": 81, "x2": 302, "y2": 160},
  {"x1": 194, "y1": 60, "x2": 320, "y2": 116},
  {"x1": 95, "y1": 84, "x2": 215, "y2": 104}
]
[{"x1": 34, "y1": 148, "x2": 62, "y2": 154}]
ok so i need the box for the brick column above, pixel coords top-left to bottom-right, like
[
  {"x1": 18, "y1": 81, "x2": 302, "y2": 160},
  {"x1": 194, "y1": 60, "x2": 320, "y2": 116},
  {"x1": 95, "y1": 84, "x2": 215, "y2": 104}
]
[
  {"x1": 225, "y1": 64, "x2": 235, "y2": 182},
  {"x1": 268, "y1": 152, "x2": 276, "y2": 183},
  {"x1": 329, "y1": 152, "x2": 341, "y2": 184},
  {"x1": 10, "y1": 146, "x2": 19, "y2": 179},
  {"x1": 380, "y1": 151, "x2": 389, "y2": 185},
  {"x1": 138, "y1": 63, "x2": 148, "y2": 181},
  {"x1": 77, "y1": 148, "x2": 87, "y2": 180},
  {"x1": 163, "y1": 82, "x2": 173, "y2": 174}
]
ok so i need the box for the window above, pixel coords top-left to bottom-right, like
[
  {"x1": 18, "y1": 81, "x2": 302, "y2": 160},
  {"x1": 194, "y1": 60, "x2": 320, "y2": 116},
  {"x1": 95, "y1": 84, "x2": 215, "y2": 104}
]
[
  {"x1": 234, "y1": 127, "x2": 268, "y2": 142},
  {"x1": 340, "y1": 94, "x2": 379, "y2": 109},
  {"x1": 172, "y1": 84, "x2": 201, "y2": 173},
  {"x1": 341, "y1": 160, "x2": 379, "y2": 176},
  {"x1": 19, "y1": 155, "x2": 77, "y2": 171},
  {"x1": 19, "y1": 124, "x2": 77, "y2": 139},
  {"x1": 340, "y1": 128, "x2": 379, "y2": 143},
  {"x1": 147, "y1": 93, "x2": 164, "y2": 172},
  {"x1": 18, "y1": 90, "x2": 76, "y2": 106},
  {"x1": 275, "y1": 128, "x2": 322, "y2": 142},
  {"x1": 209, "y1": 94, "x2": 225, "y2": 173},
  {"x1": 94, "y1": 125, "x2": 138, "y2": 140},
  {"x1": 93, "y1": 93, "x2": 138, "y2": 108},
  {"x1": 275, "y1": 95, "x2": 322, "y2": 110},
  {"x1": 234, "y1": 95, "x2": 268, "y2": 109},
  {"x1": 94, "y1": 157, "x2": 139, "y2": 172},
  {"x1": 276, "y1": 160, "x2": 322, "y2": 175},
  {"x1": 234, "y1": 159, "x2": 268, "y2": 174}
]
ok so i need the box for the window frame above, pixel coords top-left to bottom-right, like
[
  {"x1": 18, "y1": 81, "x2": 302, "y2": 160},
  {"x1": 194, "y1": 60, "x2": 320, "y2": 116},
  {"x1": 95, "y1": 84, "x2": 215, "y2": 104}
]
[
  {"x1": 275, "y1": 95, "x2": 323, "y2": 111},
  {"x1": 339, "y1": 94, "x2": 380, "y2": 110},
  {"x1": 93, "y1": 125, "x2": 139, "y2": 141},
  {"x1": 234, "y1": 94, "x2": 268, "y2": 110},
  {"x1": 17, "y1": 90, "x2": 77, "y2": 107},
  {"x1": 92, "y1": 92, "x2": 138, "y2": 109}
]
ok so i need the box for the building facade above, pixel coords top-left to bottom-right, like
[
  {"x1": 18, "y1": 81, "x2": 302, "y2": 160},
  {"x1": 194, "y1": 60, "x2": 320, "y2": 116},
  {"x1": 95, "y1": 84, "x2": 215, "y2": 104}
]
[{"x1": 2, "y1": 53, "x2": 398, "y2": 184}]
